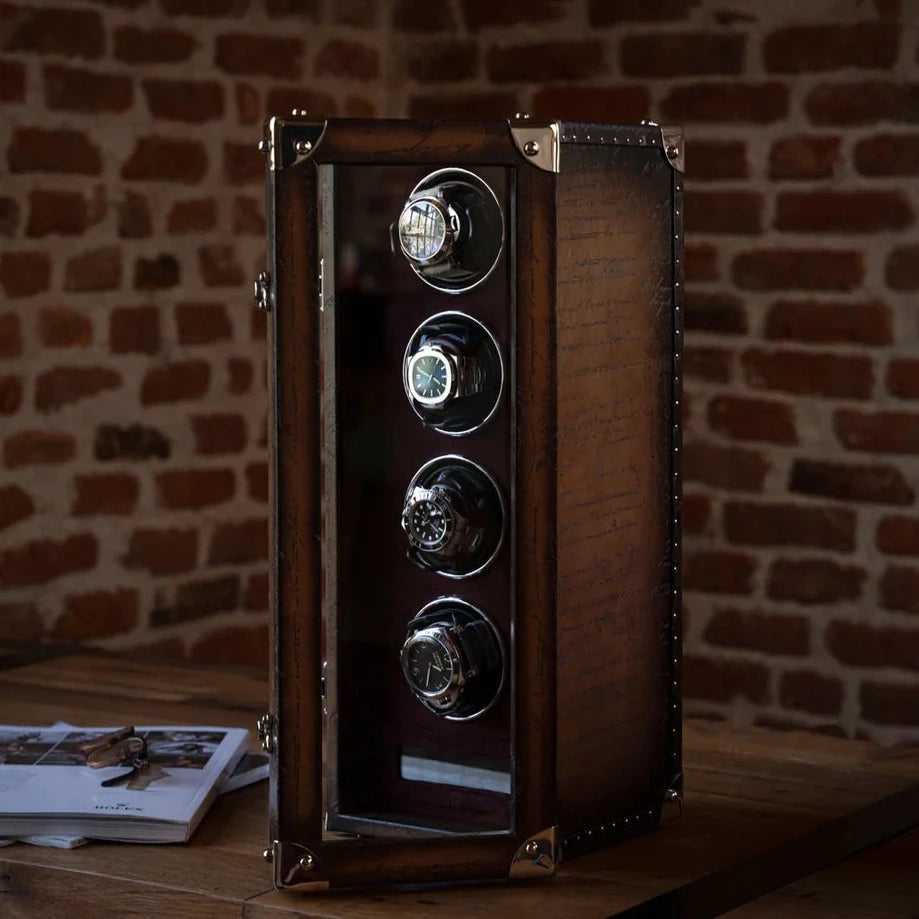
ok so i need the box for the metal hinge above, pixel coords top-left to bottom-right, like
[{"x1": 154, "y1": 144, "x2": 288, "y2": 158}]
[
  {"x1": 318, "y1": 257, "x2": 324, "y2": 313},
  {"x1": 257, "y1": 712, "x2": 277, "y2": 754},
  {"x1": 254, "y1": 270, "x2": 272, "y2": 312}
]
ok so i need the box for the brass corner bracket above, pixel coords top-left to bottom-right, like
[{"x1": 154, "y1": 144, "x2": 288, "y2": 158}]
[
  {"x1": 509, "y1": 121, "x2": 560, "y2": 173},
  {"x1": 661, "y1": 125, "x2": 684, "y2": 173},
  {"x1": 270, "y1": 840, "x2": 329, "y2": 891},
  {"x1": 265, "y1": 116, "x2": 327, "y2": 171},
  {"x1": 509, "y1": 826, "x2": 560, "y2": 878},
  {"x1": 661, "y1": 771, "x2": 685, "y2": 823}
]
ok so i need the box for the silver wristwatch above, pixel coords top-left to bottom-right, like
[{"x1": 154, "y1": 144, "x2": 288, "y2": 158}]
[
  {"x1": 400, "y1": 598, "x2": 506, "y2": 720},
  {"x1": 397, "y1": 196, "x2": 458, "y2": 267},
  {"x1": 400, "y1": 625, "x2": 469, "y2": 715},
  {"x1": 404, "y1": 342, "x2": 483, "y2": 408},
  {"x1": 400, "y1": 484, "x2": 482, "y2": 558}
]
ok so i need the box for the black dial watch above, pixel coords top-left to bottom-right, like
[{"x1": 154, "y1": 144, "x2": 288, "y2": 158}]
[
  {"x1": 402, "y1": 485, "x2": 456, "y2": 552},
  {"x1": 403, "y1": 311, "x2": 503, "y2": 435},
  {"x1": 401, "y1": 456, "x2": 504, "y2": 578},
  {"x1": 394, "y1": 168, "x2": 503, "y2": 293},
  {"x1": 400, "y1": 598, "x2": 505, "y2": 720}
]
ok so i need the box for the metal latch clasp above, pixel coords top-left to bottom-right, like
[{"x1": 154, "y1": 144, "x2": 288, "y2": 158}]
[
  {"x1": 257, "y1": 713, "x2": 277, "y2": 754},
  {"x1": 254, "y1": 270, "x2": 272, "y2": 312}
]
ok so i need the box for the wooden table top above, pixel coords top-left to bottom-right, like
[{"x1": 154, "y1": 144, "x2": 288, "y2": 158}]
[{"x1": 0, "y1": 646, "x2": 917, "y2": 918}]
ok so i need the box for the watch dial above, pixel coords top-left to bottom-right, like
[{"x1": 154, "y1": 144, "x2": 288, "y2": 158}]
[
  {"x1": 409, "y1": 498, "x2": 450, "y2": 549},
  {"x1": 399, "y1": 200, "x2": 447, "y2": 262},
  {"x1": 405, "y1": 638, "x2": 453, "y2": 694},
  {"x1": 411, "y1": 353, "x2": 449, "y2": 403}
]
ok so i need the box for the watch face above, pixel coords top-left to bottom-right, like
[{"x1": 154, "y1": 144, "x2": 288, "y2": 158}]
[
  {"x1": 404, "y1": 636, "x2": 454, "y2": 696},
  {"x1": 409, "y1": 350, "x2": 451, "y2": 405},
  {"x1": 398, "y1": 199, "x2": 448, "y2": 263},
  {"x1": 405, "y1": 495, "x2": 453, "y2": 550}
]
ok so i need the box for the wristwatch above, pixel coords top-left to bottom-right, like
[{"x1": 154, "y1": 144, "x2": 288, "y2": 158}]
[
  {"x1": 400, "y1": 456, "x2": 504, "y2": 578},
  {"x1": 400, "y1": 598, "x2": 504, "y2": 720},
  {"x1": 405, "y1": 341, "x2": 483, "y2": 409},
  {"x1": 397, "y1": 196, "x2": 457, "y2": 267},
  {"x1": 394, "y1": 169, "x2": 504, "y2": 294},
  {"x1": 402, "y1": 311, "x2": 504, "y2": 435},
  {"x1": 401, "y1": 483, "x2": 483, "y2": 558}
]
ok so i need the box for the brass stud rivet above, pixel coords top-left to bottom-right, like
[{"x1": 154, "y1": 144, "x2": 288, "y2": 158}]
[
  {"x1": 298, "y1": 854, "x2": 314, "y2": 870},
  {"x1": 667, "y1": 144, "x2": 680, "y2": 159},
  {"x1": 262, "y1": 848, "x2": 273, "y2": 862},
  {"x1": 524, "y1": 840, "x2": 539, "y2": 857},
  {"x1": 257, "y1": 139, "x2": 269, "y2": 154},
  {"x1": 295, "y1": 139, "x2": 312, "y2": 155},
  {"x1": 523, "y1": 140, "x2": 540, "y2": 156}
]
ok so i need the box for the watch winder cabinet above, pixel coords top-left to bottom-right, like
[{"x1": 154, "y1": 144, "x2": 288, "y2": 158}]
[{"x1": 261, "y1": 117, "x2": 684, "y2": 890}]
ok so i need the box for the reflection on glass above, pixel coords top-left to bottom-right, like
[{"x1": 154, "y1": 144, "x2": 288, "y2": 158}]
[
  {"x1": 398, "y1": 198, "x2": 451, "y2": 263},
  {"x1": 319, "y1": 164, "x2": 513, "y2": 840},
  {"x1": 396, "y1": 169, "x2": 504, "y2": 293}
]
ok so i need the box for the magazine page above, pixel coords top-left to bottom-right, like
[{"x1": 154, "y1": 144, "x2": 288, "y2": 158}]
[
  {"x1": 219, "y1": 751, "x2": 269, "y2": 795},
  {"x1": 0, "y1": 725, "x2": 248, "y2": 826}
]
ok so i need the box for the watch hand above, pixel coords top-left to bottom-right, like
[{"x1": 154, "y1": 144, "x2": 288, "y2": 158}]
[
  {"x1": 425, "y1": 662, "x2": 432, "y2": 688},
  {"x1": 431, "y1": 659, "x2": 443, "y2": 672}
]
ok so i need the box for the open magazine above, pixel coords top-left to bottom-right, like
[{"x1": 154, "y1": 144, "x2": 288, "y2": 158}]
[{"x1": 0, "y1": 723, "x2": 253, "y2": 843}]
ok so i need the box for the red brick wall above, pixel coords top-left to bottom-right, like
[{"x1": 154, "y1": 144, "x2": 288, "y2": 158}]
[
  {"x1": 2, "y1": 0, "x2": 918, "y2": 743},
  {"x1": 0, "y1": 0, "x2": 385, "y2": 666}
]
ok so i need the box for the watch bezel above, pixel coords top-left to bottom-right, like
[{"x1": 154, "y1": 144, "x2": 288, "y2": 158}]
[
  {"x1": 396, "y1": 196, "x2": 455, "y2": 267},
  {"x1": 406, "y1": 346, "x2": 456, "y2": 407}
]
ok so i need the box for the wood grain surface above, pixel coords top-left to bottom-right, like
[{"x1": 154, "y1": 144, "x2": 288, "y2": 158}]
[
  {"x1": 0, "y1": 650, "x2": 916, "y2": 918},
  {"x1": 267, "y1": 118, "x2": 560, "y2": 883},
  {"x1": 554, "y1": 136, "x2": 678, "y2": 843}
]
